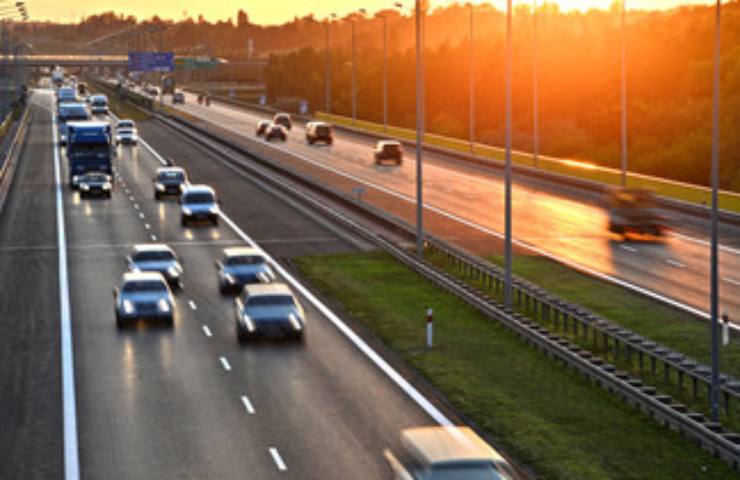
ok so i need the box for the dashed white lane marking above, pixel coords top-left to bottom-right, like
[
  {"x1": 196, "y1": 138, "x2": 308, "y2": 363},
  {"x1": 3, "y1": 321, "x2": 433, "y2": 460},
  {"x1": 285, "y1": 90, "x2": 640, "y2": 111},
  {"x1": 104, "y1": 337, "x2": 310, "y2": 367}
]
[
  {"x1": 125, "y1": 188, "x2": 130, "y2": 194},
  {"x1": 665, "y1": 258, "x2": 686, "y2": 268},
  {"x1": 619, "y1": 244, "x2": 637, "y2": 253},
  {"x1": 128, "y1": 195, "x2": 134, "y2": 201},
  {"x1": 202, "y1": 325, "x2": 212, "y2": 337},
  {"x1": 188, "y1": 300, "x2": 197, "y2": 310},
  {"x1": 269, "y1": 448, "x2": 287, "y2": 471},
  {"x1": 723, "y1": 276, "x2": 740, "y2": 287},
  {"x1": 144, "y1": 223, "x2": 151, "y2": 229},
  {"x1": 219, "y1": 356, "x2": 231, "y2": 371},
  {"x1": 240, "y1": 395, "x2": 255, "y2": 414},
  {"x1": 138, "y1": 212, "x2": 145, "y2": 219},
  {"x1": 134, "y1": 204, "x2": 140, "y2": 210},
  {"x1": 150, "y1": 234, "x2": 157, "y2": 241}
]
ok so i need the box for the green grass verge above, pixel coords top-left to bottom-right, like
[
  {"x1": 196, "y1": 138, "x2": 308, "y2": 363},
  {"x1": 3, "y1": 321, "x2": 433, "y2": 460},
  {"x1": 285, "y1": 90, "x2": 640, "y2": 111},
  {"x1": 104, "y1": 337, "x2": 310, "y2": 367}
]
[
  {"x1": 315, "y1": 111, "x2": 740, "y2": 213},
  {"x1": 295, "y1": 250, "x2": 735, "y2": 480}
]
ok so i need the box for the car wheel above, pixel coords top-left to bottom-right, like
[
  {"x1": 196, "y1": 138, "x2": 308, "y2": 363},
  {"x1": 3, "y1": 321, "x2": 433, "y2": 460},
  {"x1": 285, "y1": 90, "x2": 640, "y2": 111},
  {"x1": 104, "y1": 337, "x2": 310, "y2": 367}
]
[
  {"x1": 212, "y1": 216, "x2": 219, "y2": 227},
  {"x1": 164, "y1": 315, "x2": 174, "y2": 327},
  {"x1": 155, "y1": 191, "x2": 161, "y2": 200},
  {"x1": 237, "y1": 327, "x2": 249, "y2": 344},
  {"x1": 106, "y1": 191, "x2": 112, "y2": 199},
  {"x1": 308, "y1": 138, "x2": 314, "y2": 145},
  {"x1": 115, "y1": 313, "x2": 125, "y2": 329},
  {"x1": 181, "y1": 216, "x2": 188, "y2": 227},
  {"x1": 293, "y1": 331, "x2": 305, "y2": 343}
]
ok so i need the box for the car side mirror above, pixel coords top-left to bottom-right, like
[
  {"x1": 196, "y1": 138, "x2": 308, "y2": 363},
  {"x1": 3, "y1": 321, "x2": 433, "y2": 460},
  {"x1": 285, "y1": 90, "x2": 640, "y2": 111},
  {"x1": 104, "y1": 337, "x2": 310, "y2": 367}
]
[
  {"x1": 215, "y1": 260, "x2": 222, "y2": 269},
  {"x1": 112, "y1": 287, "x2": 119, "y2": 298}
]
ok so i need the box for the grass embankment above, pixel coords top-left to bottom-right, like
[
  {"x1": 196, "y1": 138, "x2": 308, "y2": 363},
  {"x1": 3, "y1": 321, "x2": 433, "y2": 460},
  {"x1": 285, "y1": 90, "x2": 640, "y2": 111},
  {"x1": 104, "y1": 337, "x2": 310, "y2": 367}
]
[
  {"x1": 425, "y1": 250, "x2": 740, "y2": 429},
  {"x1": 296, "y1": 251, "x2": 735, "y2": 480}
]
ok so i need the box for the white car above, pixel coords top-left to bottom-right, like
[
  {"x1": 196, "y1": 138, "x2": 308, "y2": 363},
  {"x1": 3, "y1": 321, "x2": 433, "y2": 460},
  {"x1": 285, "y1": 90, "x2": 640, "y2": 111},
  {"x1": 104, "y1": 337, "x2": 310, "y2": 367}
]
[
  {"x1": 115, "y1": 119, "x2": 138, "y2": 146},
  {"x1": 180, "y1": 184, "x2": 220, "y2": 226}
]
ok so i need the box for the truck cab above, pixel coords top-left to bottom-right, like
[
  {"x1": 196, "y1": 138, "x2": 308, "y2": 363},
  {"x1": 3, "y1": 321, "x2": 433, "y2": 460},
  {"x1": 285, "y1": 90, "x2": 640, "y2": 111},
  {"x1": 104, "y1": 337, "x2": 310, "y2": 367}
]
[{"x1": 66, "y1": 121, "x2": 114, "y2": 189}]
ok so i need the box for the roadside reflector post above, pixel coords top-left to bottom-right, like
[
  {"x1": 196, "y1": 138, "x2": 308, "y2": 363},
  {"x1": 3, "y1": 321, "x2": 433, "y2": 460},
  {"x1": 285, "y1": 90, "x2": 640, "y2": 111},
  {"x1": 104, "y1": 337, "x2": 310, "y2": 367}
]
[
  {"x1": 722, "y1": 311, "x2": 730, "y2": 347},
  {"x1": 426, "y1": 307, "x2": 433, "y2": 348}
]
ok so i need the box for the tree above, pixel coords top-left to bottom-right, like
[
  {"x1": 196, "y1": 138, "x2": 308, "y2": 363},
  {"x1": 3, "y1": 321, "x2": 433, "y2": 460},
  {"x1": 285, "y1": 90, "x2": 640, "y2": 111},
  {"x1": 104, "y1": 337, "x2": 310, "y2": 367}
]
[{"x1": 237, "y1": 9, "x2": 249, "y2": 29}]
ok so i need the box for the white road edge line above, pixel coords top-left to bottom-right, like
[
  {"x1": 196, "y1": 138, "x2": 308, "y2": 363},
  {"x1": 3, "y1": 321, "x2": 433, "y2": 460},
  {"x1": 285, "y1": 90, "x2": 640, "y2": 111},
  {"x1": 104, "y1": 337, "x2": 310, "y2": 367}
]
[
  {"x1": 139, "y1": 134, "x2": 455, "y2": 427},
  {"x1": 665, "y1": 259, "x2": 686, "y2": 268},
  {"x1": 52, "y1": 102, "x2": 81, "y2": 479},
  {"x1": 723, "y1": 276, "x2": 740, "y2": 287},
  {"x1": 269, "y1": 447, "x2": 287, "y2": 471},
  {"x1": 202, "y1": 325, "x2": 212, "y2": 337},
  {"x1": 219, "y1": 356, "x2": 231, "y2": 371},
  {"x1": 618, "y1": 244, "x2": 637, "y2": 253},
  {"x1": 240, "y1": 395, "x2": 255, "y2": 414}
]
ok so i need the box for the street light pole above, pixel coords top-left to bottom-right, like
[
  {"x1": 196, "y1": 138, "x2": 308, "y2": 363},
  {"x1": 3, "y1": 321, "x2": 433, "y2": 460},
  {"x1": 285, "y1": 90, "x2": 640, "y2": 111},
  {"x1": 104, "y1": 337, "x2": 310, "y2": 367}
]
[
  {"x1": 533, "y1": 0, "x2": 539, "y2": 168},
  {"x1": 382, "y1": 14, "x2": 388, "y2": 131},
  {"x1": 468, "y1": 2, "x2": 475, "y2": 153},
  {"x1": 415, "y1": 0, "x2": 425, "y2": 256},
  {"x1": 620, "y1": 0, "x2": 628, "y2": 187},
  {"x1": 710, "y1": 0, "x2": 722, "y2": 424},
  {"x1": 504, "y1": 0, "x2": 513, "y2": 308},
  {"x1": 351, "y1": 18, "x2": 357, "y2": 124},
  {"x1": 325, "y1": 18, "x2": 331, "y2": 113}
]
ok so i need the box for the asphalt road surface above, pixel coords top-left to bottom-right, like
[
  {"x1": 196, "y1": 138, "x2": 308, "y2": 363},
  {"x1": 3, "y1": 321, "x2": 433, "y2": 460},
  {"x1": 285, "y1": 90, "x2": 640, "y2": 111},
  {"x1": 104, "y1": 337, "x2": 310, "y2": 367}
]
[
  {"x1": 166, "y1": 91, "x2": 740, "y2": 323},
  {"x1": 4, "y1": 89, "x2": 465, "y2": 479}
]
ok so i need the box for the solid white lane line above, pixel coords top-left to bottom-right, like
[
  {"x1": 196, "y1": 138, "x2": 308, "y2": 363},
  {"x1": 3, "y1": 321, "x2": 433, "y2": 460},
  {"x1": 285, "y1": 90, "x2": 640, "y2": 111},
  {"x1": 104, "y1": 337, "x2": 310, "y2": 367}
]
[
  {"x1": 219, "y1": 356, "x2": 231, "y2": 371},
  {"x1": 673, "y1": 231, "x2": 740, "y2": 256},
  {"x1": 269, "y1": 448, "x2": 287, "y2": 471},
  {"x1": 189, "y1": 300, "x2": 197, "y2": 310},
  {"x1": 52, "y1": 102, "x2": 81, "y2": 480},
  {"x1": 202, "y1": 325, "x2": 212, "y2": 337},
  {"x1": 240, "y1": 395, "x2": 255, "y2": 414},
  {"x1": 665, "y1": 258, "x2": 686, "y2": 268},
  {"x1": 723, "y1": 276, "x2": 740, "y2": 287},
  {"x1": 619, "y1": 244, "x2": 637, "y2": 253}
]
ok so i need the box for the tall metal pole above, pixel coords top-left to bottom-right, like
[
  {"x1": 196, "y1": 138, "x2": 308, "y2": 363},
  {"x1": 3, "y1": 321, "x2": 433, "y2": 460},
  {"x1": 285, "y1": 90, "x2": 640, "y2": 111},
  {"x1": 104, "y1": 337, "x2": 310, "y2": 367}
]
[
  {"x1": 504, "y1": 0, "x2": 513, "y2": 308},
  {"x1": 351, "y1": 19, "x2": 357, "y2": 124},
  {"x1": 415, "y1": 0, "x2": 425, "y2": 256},
  {"x1": 533, "y1": 0, "x2": 539, "y2": 168},
  {"x1": 710, "y1": 0, "x2": 722, "y2": 424},
  {"x1": 383, "y1": 15, "x2": 388, "y2": 132},
  {"x1": 325, "y1": 20, "x2": 331, "y2": 113},
  {"x1": 620, "y1": 0, "x2": 628, "y2": 187},
  {"x1": 469, "y1": 3, "x2": 475, "y2": 153}
]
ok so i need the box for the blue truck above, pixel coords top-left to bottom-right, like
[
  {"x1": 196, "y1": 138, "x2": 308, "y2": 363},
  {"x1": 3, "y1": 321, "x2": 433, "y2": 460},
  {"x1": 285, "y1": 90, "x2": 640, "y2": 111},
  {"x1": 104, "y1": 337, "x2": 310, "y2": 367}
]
[{"x1": 66, "y1": 121, "x2": 114, "y2": 189}]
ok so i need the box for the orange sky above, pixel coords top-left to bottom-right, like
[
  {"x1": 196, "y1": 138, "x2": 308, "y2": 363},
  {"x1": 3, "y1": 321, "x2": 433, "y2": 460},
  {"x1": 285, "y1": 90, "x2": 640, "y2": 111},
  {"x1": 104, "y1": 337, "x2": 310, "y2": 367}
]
[{"x1": 25, "y1": 0, "x2": 715, "y2": 24}]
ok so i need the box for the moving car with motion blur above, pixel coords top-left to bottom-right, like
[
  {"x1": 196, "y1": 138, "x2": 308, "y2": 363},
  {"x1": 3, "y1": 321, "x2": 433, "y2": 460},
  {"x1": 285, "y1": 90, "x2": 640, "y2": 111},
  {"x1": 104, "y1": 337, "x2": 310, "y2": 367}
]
[
  {"x1": 56, "y1": 85, "x2": 78, "y2": 105},
  {"x1": 126, "y1": 244, "x2": 183, "y2": 289},
  {"x1": 89, "y1": 94, "x2": 109, "y2": 115},
  {"x1": 305, "y1": 121, "x2": 333, "y2": 145},
  {"x1": 606, "y1": 187, "x2": 668, "y2": 238},
  {"x1": 153, "y1": 166, "x2": 188, "y2": 199},
  {"x1": 272, "y1": 112, "x2": 292, "y2": 130},
  {"x1": 115, "y1": 119, "x2": 138, "y2": 146},
  {"x1": 265, "y1": 123, "x2": 287, "y2": 142},
  {"x1": 374, "y1": 140, "x2": 403, "y2": 166},
  {"x1": 234, "y1": 283, "x2": 305, "y2": 343},
  {"x1": 78, "y1": 171, "x2": 113, "y2": 198},
  {"x1": 172, "y1": 91, "x2": 185, "y2": 104},
  {"x1": 216, "y1": 247, "x2": 275, "y2": 294},
  {"x1": 256, "y1": 120, "x2": 270, "y2": 137},
  {"x1": 113, "y1": 271, "x2": 175, "y2": 328},
  {"x1": 384, "y1": 426, "x2": 517, "y2": 480},
  {"x1": 180, "y1": 184, "x2": 220, "y2": 226}
]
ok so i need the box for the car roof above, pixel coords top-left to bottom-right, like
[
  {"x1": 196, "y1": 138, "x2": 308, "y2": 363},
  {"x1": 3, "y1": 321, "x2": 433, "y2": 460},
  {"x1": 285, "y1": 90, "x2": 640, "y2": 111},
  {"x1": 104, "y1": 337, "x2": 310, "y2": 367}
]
[
  {"x1": 182, "y1": 184, "x2": 215, "y2": 195},
  {"x1": 122, "y1": 271, "x2": 167, "y2": 283},
  {"x1": 274, "y1": 112, "x2": 290, "y2": 117},
  {"x1": 243, "y1": 283, "x2": 293, "y2": 297},
  {"x1": 117, "y1": 119, "x2": 134, "y2": 125},
  {"x1": 378, "y1": 140, "x2": 401, "y2": 147},
  {"x1": 132, "y1": 243, "x2": 174, "y2": 254},
  {"x1": 268, "y1": 124, "x2": 286, "y2": 130},
  {"x1": 223, "y1": 247, "x2": 263, "y2": 258},
  {"x1": 66, "y1": 120, "x2": 109, "y2": 128},
  {"x1": 59, "y1": 102, "x2": 87, "y2": 109},
  {"x1": 400, "y1": 427, "x2": 506, "y2": 467},
  {"x1": 156, "y1": 166, "x2": 185, "y2": 174}
]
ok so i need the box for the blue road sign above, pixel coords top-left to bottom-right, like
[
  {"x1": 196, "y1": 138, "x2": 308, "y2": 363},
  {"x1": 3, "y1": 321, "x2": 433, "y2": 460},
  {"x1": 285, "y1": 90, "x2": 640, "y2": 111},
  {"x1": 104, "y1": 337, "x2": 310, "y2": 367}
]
[{"x1": 128, "y1": 52, "x2": 174, "y2": 72}]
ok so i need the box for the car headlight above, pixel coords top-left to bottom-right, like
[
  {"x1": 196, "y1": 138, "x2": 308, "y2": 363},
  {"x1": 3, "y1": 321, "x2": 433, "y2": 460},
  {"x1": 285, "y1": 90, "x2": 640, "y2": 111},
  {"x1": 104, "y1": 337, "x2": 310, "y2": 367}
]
[
  {"x1": 157, "y1": 299, "x2": 171, "y2": 313},
  {"x1": 155, "y1": 183, "x2": 165, "y2": 191},
  {"x1": 123, "y1": 299, "x2": 135, "y2": 314},
  {"x1": 242, "y1": 314, "x2": 256, "y2": 332},
  {"x1": 167, "y1": 265, "x2": 181, "y2": 278},
  {"x1": 224, "y1": 273, "x2": 235, "y2": 284},
  {"x1": 288, "y1": 313, "x2": 303, "y2": 331},
  {"x1": 102, "y1": 183, "x2": 111, "y2": 190},
  {"x1": 182, "y1": 207, "x2": 192, "y2": 215},
  {"x1": 209, "y1": 205, "x2": 219, "y2": 214},
  {"x1": 80, "y1": 184, "x2": 90, "y2": 191},
  {"x1": 72, "y1": 175, "x2": 79, "y2": 183}
]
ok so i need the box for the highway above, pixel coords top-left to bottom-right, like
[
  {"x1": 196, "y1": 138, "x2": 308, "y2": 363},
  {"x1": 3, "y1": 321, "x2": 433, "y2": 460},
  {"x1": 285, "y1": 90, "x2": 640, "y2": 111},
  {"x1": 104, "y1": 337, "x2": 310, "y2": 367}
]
[
  {"x1": 167, "y1": 91, "x2": 740, "y2": 323},
  {"x1": 0, "y1": 89, "x2": 467, "y2": 478}
]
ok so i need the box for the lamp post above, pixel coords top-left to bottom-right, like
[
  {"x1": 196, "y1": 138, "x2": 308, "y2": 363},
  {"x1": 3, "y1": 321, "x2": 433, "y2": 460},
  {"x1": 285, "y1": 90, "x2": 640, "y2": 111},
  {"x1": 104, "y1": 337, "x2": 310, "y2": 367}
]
[
  {"x1": 415, "y1": 0, "x2": 426, "y2": 255},
  {"x1": 504, "y1": 0, "x2": 513, "y2": 308},
  {"x1": 533, "y1": 0, "x2": 539, "y2": 167},
  {"x1": 468, "y1": 2, "x2": 475, "y2": 152},
  {"x1": 709, "y1": 0, "x2": 722, "y2": 424},
  {"x1": 324, "y1": 13, "x2": 337, "y2": 114},
  {"x1": 620, "y1": 0, "x2": 628, "y2": 187}
]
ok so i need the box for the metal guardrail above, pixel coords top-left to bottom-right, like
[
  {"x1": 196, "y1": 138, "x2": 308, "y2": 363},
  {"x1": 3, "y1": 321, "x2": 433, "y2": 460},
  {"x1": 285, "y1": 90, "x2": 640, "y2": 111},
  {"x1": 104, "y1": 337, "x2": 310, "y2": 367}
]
[
  {"x1": 0, "y1": 102, "x2": 31, "y2": 213},
  {"x1": 153, "y1": 110, "x2": 740, "y2": 469}
]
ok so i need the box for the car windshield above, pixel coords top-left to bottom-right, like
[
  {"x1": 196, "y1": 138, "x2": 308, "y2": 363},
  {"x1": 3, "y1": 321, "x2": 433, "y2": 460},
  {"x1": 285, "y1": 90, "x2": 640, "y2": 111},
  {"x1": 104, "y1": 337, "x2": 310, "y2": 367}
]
[
  {"x1": 158, "y1": 171, "x2": 184, "y2": 181},
  {"x1": 67, "y1": 145, "x2": 110, "y2": 159},
  {"x1": 122, "y1": 280, "x2": 167, "y2": 293},
  {"x1": 92, "y1": 98, "x2": 107, "y2": 106},
  {"x1": 184, "y1": 192, "x2": 214, "y2": 204},
  {"x1": 134, "y1": 251, "x2": 174, "y2": 262},
  {"x1": 316, "y1": 125, "x2": 330, "y2": 135},
  {"x1": 81, "y1": 174, "x2": 108, "y2": 182},
  {"x1": 60, "y1": 106, "x2": 89, "y2": 118},
  {"x1": 226, "y1": 255, "x2": 265, "y2": 266},
  {"x1": 117, "y1": 122, "x2": 134, "y2": 129},
  {"x1": 429, "y1": 464, "x2": 513, "y2": 480},
  {"x1": 247, "y1": 295, "x2": 295, "y2": 307},
  {"x1": 382, "y1": 144, "x2": 400, "y2": 154}
]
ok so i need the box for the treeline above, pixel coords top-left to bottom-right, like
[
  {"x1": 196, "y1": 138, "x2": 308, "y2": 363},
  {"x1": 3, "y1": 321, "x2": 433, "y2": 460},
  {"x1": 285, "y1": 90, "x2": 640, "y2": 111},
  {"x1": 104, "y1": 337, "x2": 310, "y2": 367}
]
[{"x1": 264, "y1": 2, "x2": 740, "y2": 191}]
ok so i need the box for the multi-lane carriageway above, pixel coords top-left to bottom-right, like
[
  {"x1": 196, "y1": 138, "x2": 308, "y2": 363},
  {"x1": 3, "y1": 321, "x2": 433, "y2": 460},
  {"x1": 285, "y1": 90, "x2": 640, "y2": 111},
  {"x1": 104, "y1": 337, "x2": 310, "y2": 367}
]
[
  {"x1": 168, "y1": 90, "x2": 740, "y2": 325},
  {"x1": 0, "y1": 89, "x2": 469, "y2": 478}
]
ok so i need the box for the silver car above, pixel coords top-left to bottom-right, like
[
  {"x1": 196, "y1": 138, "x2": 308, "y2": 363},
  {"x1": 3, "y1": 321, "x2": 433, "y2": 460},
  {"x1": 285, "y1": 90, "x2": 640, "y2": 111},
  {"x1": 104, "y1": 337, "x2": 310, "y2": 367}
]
[
  {"x1": 216, "y1": 247, "x2": 275, "y2": 294},
  {"x1": 180, "y1": 184, "x2": 220, "y2": 226},
  {"x1": 127, "y1": 244, "x2": 183, "y2": 288},
  {"x1": 154, "y1": 167, "x2": 188, "y2": 199},
  {"x1": 234, "y1": 283, "x2": 305, "y2": 343},
  {"x1": 113, "y1": 271, "x2": 175, "y2": 327},
  {"x1": 78, "y1": 171, "x2": 113, "y2": 198}
]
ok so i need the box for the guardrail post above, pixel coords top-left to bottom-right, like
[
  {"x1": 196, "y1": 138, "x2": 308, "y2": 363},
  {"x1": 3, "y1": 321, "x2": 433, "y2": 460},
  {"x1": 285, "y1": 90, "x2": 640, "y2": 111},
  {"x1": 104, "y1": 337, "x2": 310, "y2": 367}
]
[
  {"x1": 692, "y1": 377, "x2": 698, "y2": 400},
  {"x1": 639, "y1": 351, "x2": 644, "y2": 374},
  {"x1": 664, "y1": 363, "x2": 670, "y2": 385}
]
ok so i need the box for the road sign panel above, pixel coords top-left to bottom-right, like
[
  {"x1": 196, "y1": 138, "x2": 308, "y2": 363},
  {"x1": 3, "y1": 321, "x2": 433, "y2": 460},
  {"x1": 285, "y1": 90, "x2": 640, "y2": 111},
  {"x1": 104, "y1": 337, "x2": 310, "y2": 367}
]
[{"x1": 128, "y1": 52, "x2": 174, "y2": 72}]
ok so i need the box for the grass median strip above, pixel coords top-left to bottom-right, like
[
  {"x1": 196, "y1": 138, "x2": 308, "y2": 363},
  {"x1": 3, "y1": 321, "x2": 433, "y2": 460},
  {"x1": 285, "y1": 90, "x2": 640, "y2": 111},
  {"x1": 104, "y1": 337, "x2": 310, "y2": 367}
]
[{"x1": 296, "y1": 250, "x2": 734, "y2": 480}]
